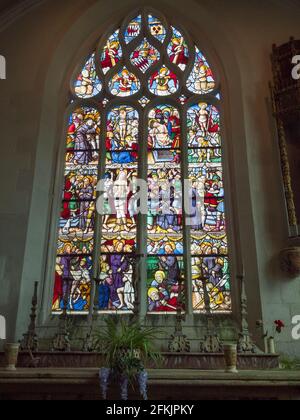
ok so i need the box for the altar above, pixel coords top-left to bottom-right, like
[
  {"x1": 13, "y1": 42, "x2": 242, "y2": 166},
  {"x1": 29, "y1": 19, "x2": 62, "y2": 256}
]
[{"x1": 0, "y1": 368, "x2": 299, "y2": 400}]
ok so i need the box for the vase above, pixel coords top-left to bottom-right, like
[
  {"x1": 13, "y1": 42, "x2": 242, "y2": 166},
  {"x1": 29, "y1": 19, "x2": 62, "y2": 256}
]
[
  {"x1": 223, "y1": 344, "x2": 238, "y2": 373},
  {"x1": 4, "y1": 343, "x2": 20, "y2": 371},
  {"x1": 264, "y1": 336, "x2": 269, "y2": 354},
  {"x1": 268, "y1": 338, "x2": 276, "y2": 355},
  {"x1": 280, "y1": 247, "x2": 300, "y2": 277}
]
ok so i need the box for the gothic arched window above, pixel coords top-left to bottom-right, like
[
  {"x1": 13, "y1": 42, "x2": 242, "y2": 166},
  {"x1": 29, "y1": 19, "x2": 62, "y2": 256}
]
[{"x1": 52, "y1": 10, "x2": 232, "y2": 316}]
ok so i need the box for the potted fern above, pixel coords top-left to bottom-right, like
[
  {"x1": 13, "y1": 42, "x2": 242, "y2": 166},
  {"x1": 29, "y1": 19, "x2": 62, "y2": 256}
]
[{"x1": 94, "y1": 318, "x2": 162, "y2": 400}]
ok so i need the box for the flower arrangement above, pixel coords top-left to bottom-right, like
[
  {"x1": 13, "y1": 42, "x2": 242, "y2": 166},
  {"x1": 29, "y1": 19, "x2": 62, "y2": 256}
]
[
  {"x1": 94, "y1": 318, "x2": 162, "y2": 400},
  {"x1": 274, "y1": 320, "x2": 285, "y2": 336},
  {"x1": 256, "y1": 319, "x2": 285, "y2": 354}
]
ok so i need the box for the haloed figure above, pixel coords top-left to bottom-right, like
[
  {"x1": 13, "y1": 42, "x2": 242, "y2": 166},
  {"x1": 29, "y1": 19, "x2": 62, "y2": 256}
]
[
  {"x1": 74, "y1": 118, "x2": 97, "y2": 165},
  {"x1": 110, "y1": 241, "x2": 130, "y2": 309},
  {"x1": 79, "y1": 177, "x2": 94, "y2": 233},
  {"x1": 113, "y1": 170, "x2": 129, "y2": 232}
]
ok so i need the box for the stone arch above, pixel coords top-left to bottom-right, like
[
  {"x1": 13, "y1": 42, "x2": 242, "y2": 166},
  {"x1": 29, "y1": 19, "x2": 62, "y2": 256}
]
[{"x1": 13, "y1": 0, "x2": 262, "y2": 342}]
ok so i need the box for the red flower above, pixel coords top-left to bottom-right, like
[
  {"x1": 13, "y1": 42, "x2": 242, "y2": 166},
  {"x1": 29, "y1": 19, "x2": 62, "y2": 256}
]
[{"x1": 274, "y1": 320, "x2": 285, "y2": 333}]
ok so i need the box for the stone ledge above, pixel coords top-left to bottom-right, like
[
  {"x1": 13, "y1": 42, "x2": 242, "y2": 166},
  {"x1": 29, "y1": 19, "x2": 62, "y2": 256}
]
[
  {"x1": 0, "y1": 369, "x2": 299, "y2": 400},
  {"x1": 0, "y1": 352, "x2": 280, "y2": 370},
  {"x1": 0, "y1": 368, "x2": 300, "y2": 383}
]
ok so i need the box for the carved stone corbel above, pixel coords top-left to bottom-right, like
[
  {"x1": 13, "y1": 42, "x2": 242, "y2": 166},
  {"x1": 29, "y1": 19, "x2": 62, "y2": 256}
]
[{"x1": 280, "y1": 246, "x2": 300, "y2": 277}]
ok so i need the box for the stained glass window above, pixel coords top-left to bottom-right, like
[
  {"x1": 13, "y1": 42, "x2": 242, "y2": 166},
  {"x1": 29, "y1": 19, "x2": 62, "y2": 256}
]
[
  {"x1": 148, "y1": 15, "x2": 167, "y2": 43},
  {"x1": 74, "y1": 53, "x2": 102, "y2": 98},
  {"x1": 187, "y1": 103, "x2": 231, "y2": 313},
  {"x1": 147, "y1": 105, "x2": 184, "y2": 313},
  {"x1": 147, "y1": 256, "x2": 184, "y2": 313},
  {"x1": 53, "y1": 107, "x2": 100, "y2": 313},
  {"x1": 167, "y1": 27, "x2": 189, "y2": 71},
  {"x1": 149, "y1": 66, "x2": 179, "y2": 96},
  {"x1": 187, "y1": 47, "x2": 215, "y2": 94},
  {"x1": 53, "y1": 10, "x2": 231, "y2": 316},
  {"x1": 100, "y1": 30, "x2": 122, "y2": 74},
  {"x1": 109, "y1": 68, "x2": 140, "y2": 97},
  {"x1": 131, "y1": 39, "x2": 160, "y2": 73},
  {"x1": 124, "y1": 15, "x2": 142, "y2": 44}
]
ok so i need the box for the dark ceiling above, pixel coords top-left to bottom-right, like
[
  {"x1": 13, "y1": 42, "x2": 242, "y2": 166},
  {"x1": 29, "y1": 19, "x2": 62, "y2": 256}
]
[
  {"x1": 0, "y1": 0, "x2": 25, "y2": 14},
  {"x1": 0, "y1": 0, "x2": 23, "y2": 13},
  {"x1": 1, "y1": 0, "x2": 300, "y2": 18}
]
